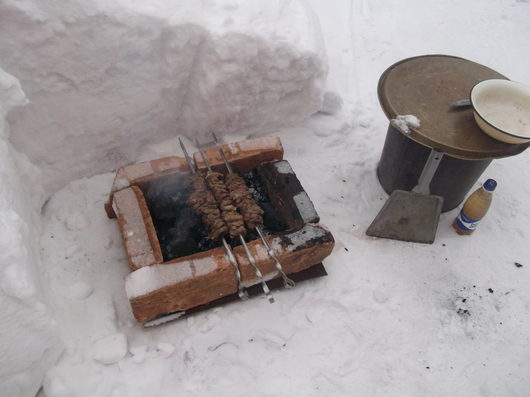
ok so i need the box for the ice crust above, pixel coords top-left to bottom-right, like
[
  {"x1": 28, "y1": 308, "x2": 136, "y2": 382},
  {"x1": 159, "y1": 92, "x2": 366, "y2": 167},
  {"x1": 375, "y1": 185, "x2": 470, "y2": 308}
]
[{"x1": 0, "y1": 0, "x2": 327, "y2": 194}]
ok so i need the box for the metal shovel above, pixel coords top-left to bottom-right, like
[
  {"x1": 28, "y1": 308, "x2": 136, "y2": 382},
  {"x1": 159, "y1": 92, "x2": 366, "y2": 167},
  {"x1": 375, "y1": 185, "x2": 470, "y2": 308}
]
[{"x1": 366, "y1": 149, "x2": 444, "y2": 244}]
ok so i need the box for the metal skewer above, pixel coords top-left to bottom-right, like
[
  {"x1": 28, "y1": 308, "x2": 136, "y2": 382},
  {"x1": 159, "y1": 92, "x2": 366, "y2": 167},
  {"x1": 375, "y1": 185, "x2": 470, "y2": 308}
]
[
  {"x1": 179, "y1": 137, "x2": 248, "y2": 301},
  {"x1": 211, "y1": 132, "x2": 295, "y2": 289},
  {"x1": 195, "y1": 138, "x2": 275, "y2": 304}
]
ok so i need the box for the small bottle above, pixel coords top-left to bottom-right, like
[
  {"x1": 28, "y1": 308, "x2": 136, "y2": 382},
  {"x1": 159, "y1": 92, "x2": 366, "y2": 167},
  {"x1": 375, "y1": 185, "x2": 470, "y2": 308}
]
[{"x1": 453, "y1": 179, "x2": 497, "y2": 235}]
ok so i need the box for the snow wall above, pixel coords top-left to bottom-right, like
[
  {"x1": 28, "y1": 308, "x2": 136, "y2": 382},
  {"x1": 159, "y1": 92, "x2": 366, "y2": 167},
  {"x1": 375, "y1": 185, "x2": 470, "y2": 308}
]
[
  {"x1": 0, "y1": 0, "x2": 327, "y2": 195},
  {"x1": 0, "y1": 1, "x2": 327, "y2": 396},
  {"x1": 0, "y1": 69, "x2": 63, "y2": 397}
]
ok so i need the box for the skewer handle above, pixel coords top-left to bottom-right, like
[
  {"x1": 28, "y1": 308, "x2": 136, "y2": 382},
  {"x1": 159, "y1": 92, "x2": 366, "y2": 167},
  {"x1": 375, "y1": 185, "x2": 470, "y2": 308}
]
[
  {"x1": 180, "y1": 137, "x2": 249, "y2": 300},
  {"x1": 211, "y1": 131, "x2": 294, "y2": 289},
  {"x1": 239, "y1": 236, "x2": 275, "y2": 304},
  {"x1": 222, "y1": 238, "x2": 249, "y2": 300},
  {"x1": 195, "y1": 138, "x2": 213, "y2": 172},
  {"x1": 211, "y1": 132, "x2": 234, "y2": 174},
  {"x1": 256, "y1": 226, "x2": 295, "y2": 288}
]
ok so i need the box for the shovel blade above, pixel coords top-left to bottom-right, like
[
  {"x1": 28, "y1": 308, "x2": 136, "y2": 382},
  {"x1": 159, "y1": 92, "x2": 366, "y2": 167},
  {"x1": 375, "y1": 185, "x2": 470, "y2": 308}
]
[{"x1": 366, "y1": 190, "x2": 443, "y2": 244}]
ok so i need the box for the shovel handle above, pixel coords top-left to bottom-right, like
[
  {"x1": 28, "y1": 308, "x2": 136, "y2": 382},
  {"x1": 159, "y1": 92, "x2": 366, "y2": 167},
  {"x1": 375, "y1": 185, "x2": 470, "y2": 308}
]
[{"x1": 412, "y1": 149, "x2": 444, "y2": 195}]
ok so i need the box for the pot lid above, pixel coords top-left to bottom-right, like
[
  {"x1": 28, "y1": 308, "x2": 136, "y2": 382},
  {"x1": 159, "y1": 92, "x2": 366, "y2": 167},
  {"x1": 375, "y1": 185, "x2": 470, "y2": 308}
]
[{"x1": 378, "y1": 55, "x2": 530, "y2": 159}]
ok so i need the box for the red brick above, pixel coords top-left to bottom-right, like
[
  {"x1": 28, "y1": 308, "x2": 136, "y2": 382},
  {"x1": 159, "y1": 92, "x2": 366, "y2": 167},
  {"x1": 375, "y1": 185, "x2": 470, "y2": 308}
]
[
  {"x1": 128, "y1": 247, "x2": 237, "y2": 323},
  {"x1": 113, "y1": 186, "x2": 163, "y2": 270},
  {"x1": 194, "y1": 136, "x2": 283, "y2": 173}
]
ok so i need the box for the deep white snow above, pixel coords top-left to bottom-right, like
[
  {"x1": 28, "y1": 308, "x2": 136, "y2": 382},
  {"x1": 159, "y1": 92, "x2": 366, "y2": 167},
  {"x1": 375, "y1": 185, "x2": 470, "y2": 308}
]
[
  {"x1": 0, "y1": 0, "x2": 325, "y2": 194},
  {"x1": 0, "y1": 68, "x2": 62, "y2": 397},
  {"x1": 1, "y1": 0, "x2": 530, "y2": 396}
]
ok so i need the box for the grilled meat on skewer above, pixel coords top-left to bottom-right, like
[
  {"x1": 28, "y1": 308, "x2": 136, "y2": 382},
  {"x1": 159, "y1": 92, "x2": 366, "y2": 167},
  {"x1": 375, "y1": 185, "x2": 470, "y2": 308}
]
[
  {"x1": 225, "y1": 173, "x2": 264, "y2": 230},
  {"x1": 188, "y1": 172, "x2": 228, "y2": 240},
  {"x1": 204, "y1": 171, "x2": 246, "y2": 238}
]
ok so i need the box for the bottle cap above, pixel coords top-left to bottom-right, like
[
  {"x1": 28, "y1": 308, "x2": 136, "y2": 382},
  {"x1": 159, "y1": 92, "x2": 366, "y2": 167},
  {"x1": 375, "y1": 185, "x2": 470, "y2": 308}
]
[{"x1": 483, "y1": 179, "x2": 497, "y2": 192}]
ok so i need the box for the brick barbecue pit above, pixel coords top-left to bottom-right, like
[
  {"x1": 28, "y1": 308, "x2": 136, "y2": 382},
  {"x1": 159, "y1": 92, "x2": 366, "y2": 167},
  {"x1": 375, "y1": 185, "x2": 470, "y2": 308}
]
[{"x1": 105, "y1": 137, "x2": 334, "y2": 325}]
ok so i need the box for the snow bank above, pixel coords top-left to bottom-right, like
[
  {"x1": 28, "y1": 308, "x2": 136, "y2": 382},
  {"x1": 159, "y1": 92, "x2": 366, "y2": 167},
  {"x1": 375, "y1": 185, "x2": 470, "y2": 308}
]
[
  {"x1": 0, "y1": 0, "x2": 327, "y2": 194},
  {"x1": 0, "y1": 68, "x2": 62, "y2": 397}
]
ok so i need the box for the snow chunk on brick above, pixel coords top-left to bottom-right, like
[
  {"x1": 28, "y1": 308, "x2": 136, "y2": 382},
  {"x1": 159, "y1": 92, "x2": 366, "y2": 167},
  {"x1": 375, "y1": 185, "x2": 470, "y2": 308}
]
[
  {"x1": 280, "y1": 223, "x2": 331, "y2": 252},
  {"x1": 293, "y1": 191, "x2": 318, "y2": 223},
  {"x1": 274, "y1": 161, "x2": 294, "y2": 175},
  {"x1": 125, "y1": 257, "x2": 218, "y2": 299}
]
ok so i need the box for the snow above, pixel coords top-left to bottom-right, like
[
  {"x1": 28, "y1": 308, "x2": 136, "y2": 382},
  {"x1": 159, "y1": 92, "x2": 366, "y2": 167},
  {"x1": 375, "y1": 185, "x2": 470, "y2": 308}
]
[
  {"x1": 319, "y1": 91, "x2": 344, "y2": 115},
  {"x1": 1, "y1": 0, "x2": 530, "y2": 396},
  {"x1": 144, "y1": 312, "x2": 186, "y2": 328},
  {"x1": 280, "y1": 224, "x2": 330, "y2": 252},
  {"x1": 0, "y1": 0, "x2": 325, "y2": 194},
  {"x1": 0, "y1": 67, "x2": 62, "y2": 397},
  {"x1": 391, "y1": 114, "x2": 421, "y2": 134},
  {"x1": 129, "y1": 344, "x2": 148, "y2": 364},
  {"x1": 91, "y1": 333, "x2": 128, "y2": 365},
  {"x1": 69, "y1": 281, "x2": 94, "y2": 300},
  {"x1": 292, "y1": 191, "x2": 319, "y2": 222},
  {"x1": 156, "y1": 342, "x2": 176, "y2": 358},
  {"x1": 125, "y1": 257, "x2": 218, "y2": 299},
  {"x1": 65, "y1": 212, "x2": 91, "y2": 231},
  {"x1": 272, "y1": 160, "x2": 294, "y2": 175}
]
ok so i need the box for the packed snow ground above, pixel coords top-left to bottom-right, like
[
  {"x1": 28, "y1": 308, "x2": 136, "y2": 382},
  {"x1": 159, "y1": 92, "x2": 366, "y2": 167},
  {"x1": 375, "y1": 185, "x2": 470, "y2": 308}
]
[{"x1": 34, "y1": 0, "x2": 530, "y2": 396}]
